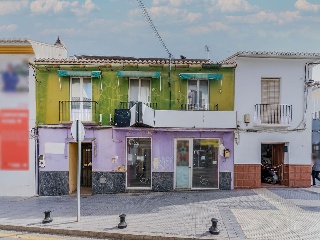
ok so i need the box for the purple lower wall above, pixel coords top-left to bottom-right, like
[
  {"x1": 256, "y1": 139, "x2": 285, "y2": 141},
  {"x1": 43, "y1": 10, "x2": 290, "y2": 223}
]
[
  {"x1": 112, "y1": 128, "x2": 234, "y2": 173},
  {"x1": 38, "y1": 126, "x2": 234, "y2": 189}
]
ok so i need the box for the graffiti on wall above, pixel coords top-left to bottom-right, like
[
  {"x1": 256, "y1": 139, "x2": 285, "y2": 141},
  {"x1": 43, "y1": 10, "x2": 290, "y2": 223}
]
[
  {"x1": 114, "y1": 164, "x2": 125, "y2": 172},
  {"x1": 153, "y1": 156, "x2": 173, "y2": 171}
]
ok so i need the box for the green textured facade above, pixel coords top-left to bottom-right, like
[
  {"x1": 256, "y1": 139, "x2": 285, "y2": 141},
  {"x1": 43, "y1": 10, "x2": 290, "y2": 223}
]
[{"x1": 36, "y1": 64, "x2": 235, "y2": 125}]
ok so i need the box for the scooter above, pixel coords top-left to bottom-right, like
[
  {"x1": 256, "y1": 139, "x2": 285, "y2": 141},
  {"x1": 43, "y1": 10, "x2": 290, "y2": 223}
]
[{"x1": 261, "y1": 165, "x2": 279, "y2": 184}]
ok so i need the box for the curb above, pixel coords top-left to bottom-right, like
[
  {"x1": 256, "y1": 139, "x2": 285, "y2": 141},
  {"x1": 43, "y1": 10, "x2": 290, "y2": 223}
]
[{"x1": 0, "y1": 224, "x2": 211, "y2": 240}]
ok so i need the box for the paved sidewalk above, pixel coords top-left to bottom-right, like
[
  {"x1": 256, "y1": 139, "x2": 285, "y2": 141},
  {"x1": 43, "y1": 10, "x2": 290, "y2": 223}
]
[{"x1": 0, "y1": 188, "x2": 320, "y2": 239}]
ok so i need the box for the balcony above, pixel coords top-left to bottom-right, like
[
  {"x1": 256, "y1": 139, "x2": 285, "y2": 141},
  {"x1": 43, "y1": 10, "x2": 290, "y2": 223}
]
[
  {"x1": 114, "y1": 102, "x2": 237, "y2": 129},
  {"x1": 254, "y1": 104, "x2": 292, "y2": 126},
  {"x1": 59, "y1": 101, "x2": 99, "y2": 123},
  {"x1": 180, "y1": 103, "x2": 219, "y2": 111},
  {"x1": 119, "y1": 101, "x2": 158, "y2": 110}
]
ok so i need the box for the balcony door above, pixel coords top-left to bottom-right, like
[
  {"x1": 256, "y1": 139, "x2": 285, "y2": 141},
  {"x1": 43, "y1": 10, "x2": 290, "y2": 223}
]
[
  {"x1": 175, "y1": 138, "x2": 219, "y2": 189},
  {"x1": 261, "y1": 78, "x2": 280, "y2": 123},
  {"x1": 70, "y1": 77, "x2": 92, "y2": 121},
  {"x1": 126, "y1": 138, "x2": 152, "y2": 188},
  {"x1": 129, "y1": 78, "x2": 150, "y2": 105},
  {"x1": 187, "y1": 80, "x2": 209, "y2": 110}
]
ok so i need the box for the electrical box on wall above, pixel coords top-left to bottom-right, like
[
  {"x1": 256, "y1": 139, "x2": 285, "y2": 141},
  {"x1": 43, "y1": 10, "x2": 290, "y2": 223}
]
[
  {"x1": 39, "y1": 155, "x2": 45, "y2": 168},
  {"x1": 223, "y1": 149, "x2": 230, "y2": 158},
  {"x1": 244, "y1": 114, "x2": 250, "y2": 126}
]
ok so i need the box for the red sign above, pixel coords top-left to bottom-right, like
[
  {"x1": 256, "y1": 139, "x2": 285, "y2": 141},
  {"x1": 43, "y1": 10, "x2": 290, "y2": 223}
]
[{"x1": 0, "y1": 109, "x2": 29, "y2": 170}]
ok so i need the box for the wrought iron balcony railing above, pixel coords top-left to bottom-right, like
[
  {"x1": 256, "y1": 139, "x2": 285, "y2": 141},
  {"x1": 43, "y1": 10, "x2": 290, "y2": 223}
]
[
  {"x1": 119, "y1": 101, "x2": 158, "y2": 109},
  {"x1": 59, "y1": 101, "x2": 99, "y2": 123},
  {"x1": 254, "y1": 104, "x2": 292, "y2": 125},
  {"x1": 180, "y1": 103, "x2": 219, "y2": 111}
]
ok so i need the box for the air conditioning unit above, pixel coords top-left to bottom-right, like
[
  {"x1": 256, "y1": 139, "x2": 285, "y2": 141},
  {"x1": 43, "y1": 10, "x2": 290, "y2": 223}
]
[{"x1": 114, "y1": 109, "x2": 131, "y2": 127}]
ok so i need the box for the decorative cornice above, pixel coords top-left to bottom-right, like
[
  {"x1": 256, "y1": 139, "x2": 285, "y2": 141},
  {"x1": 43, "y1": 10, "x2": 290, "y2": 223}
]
[
  {"x1": 222, "y1": 51, "x2": 320, "y2": 64},
  {"x1": 34, "y1": 56, "x2": 235, "y2": 67}
]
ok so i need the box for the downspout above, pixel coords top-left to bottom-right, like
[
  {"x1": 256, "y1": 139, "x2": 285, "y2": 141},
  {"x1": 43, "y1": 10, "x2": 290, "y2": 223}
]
[
  {"x1": 295, "y1": 61, "x2": 319, "y2": 131},
  {"x1": 35, "y1": 127, "x2": 39, "y2": 195},
  {"x1": 169, "y1": 54, "x2": 172, "y2": 110}
]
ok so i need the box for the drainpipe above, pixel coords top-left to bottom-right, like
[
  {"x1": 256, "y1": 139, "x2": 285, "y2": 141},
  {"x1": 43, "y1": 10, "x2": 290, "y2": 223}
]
[
  {"x1": 169, "y1": 54, "x2": 172, "y2": 110},
  {"x1": 35, "y1": 127, "x2": 39, "y2": 195},
  {"x1": 296, "y1": 61, "x2": 320, "y2": 130}
]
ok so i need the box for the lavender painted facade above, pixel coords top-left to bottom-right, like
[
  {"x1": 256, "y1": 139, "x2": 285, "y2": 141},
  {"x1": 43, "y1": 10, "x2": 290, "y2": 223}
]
[{"x1": 38, "y1": 126, "x2": 234, "y2": 195}]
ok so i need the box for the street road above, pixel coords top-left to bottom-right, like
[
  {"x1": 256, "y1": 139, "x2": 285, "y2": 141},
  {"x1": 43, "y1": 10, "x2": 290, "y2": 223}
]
[{"x1": 0, "y1": 230, "x2": 113, "y2": 240}]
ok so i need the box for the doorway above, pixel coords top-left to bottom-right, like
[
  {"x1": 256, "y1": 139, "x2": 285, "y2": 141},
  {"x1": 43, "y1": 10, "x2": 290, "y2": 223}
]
[
  {"x1": 261, "y1": 144, "x2": 285, "y2": 186},
  {"x1": 175, "y1": 138, "x2": 219, "y2": 189},
  {"x1": 69, "y1": 142, "x2": 92, "y2": 194},
  {"x1": 126, "y1": 138, "x2": 152, "y2": 188},
  {"x1": 70, "y1": 77, "x2": 93, "y2": 121}
]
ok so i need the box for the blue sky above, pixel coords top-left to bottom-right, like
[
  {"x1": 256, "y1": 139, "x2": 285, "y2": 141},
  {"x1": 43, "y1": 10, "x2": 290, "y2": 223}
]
[{"x1": 1, "y1": 0, "x2": 320, "y2": 61}]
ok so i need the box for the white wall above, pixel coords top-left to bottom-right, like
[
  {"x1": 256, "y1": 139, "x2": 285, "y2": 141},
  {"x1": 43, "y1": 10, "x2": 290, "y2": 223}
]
[
  {"x1": 29, "y1": 41, "x2": 67, "y2": 59},
  {"x1": 234, "y1": 57, "x2": 312, "y2": 165},
  {"x1": 0, "y1": 41, "x2": 67, "y2": 196}
]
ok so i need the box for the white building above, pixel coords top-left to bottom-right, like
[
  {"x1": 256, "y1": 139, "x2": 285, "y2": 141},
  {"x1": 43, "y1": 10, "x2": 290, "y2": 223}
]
[
  {"x1": 0, "y1": 38, "x2": 67, "y2": 196},
  {"x1": 227, "y1": 51, "x2": 320, "y2": 188}
]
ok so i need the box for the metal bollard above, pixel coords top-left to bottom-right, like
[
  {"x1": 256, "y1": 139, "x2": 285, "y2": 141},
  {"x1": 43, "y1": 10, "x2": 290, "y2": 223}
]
[
  {"x1": 118, "y1": 214, "x2": 127, "y2": 229},
  {"x1": 42, "y1": 211, "x2": 53, "y2": 224},
  {"x1": 209, "y1": 218, "x2": 219, "y2": 235}
]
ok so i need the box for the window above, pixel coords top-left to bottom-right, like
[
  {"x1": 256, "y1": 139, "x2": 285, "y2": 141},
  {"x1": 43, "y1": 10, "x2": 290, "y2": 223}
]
[
  {"x1": 260, "y1": 78, "x2": 280, "y2": 124},
  {"x1": 261, "y1": 78, "x2": 280, "y2": 105},
  {"x1": 187, "y1": 80, "x2": 209, "y2": 110},
  {"x1": 313, "y1": 143, "x2": 320, "y2": 156},
  {"x1": 70, "y1": 77, "x2": 92, "y2": 121},
  {"x1": 129, "y1": 78, "x2": 150, "y2": 104}
]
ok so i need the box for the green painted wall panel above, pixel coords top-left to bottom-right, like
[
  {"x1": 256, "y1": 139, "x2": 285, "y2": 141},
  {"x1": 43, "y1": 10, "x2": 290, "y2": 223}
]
[{"x1": 36, "y1": 65, "x2": 235, "y2": 125}]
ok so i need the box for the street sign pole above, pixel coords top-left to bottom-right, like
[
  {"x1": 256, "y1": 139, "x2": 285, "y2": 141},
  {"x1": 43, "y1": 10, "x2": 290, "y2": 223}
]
[
  {"x1": 71, "y1": 120, "x2": 85, "y2": 222},
  {"x1": 77, "y1": 119, "x2": 81, "y2": 222}
]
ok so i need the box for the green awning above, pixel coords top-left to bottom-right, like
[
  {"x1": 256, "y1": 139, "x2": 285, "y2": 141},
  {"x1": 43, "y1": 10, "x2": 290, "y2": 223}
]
[
  {"x1": 57, "y1": 70, "x2": 101, "y2": 78},
  {"x1": 117, "y1": 70, "x2": 160, "y2": 78},
  {"x1": 179, "y1": 73, "x2": 222, "y2": 80}
]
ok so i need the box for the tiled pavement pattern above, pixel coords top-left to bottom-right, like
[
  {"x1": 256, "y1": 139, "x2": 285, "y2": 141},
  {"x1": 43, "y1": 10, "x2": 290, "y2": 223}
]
[{"x1": 0, "y1": 188, "x2": 319, "y2": 239}]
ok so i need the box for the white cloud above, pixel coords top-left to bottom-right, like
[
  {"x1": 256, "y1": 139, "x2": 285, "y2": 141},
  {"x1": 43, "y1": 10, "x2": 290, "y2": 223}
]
[
  {"x1": 147, "y1": 6, "x2": 181, "y2": 17},
  {"x1": 185, "y1": 12, "x2": 202, "y2": 23},
  {"x1": 227, "y1": 11, "x2": 300, "y2": 24},
  {"x1": 0, "y1": 24, "x2": 18, "y2": 32},
  {"x1": 207, "y1": 0, "x2": 258, "y2": 13},
  {"x1": 295, "y1": 0, "x2": 320, "y2": 12},
  {"x1": 71, "y1": 0, "x2": 97, "y2": 16},
  {"x1": 41, "y1": 28, "x2": 83, "y2": 35},
  {"x1": 152, "y1": 0, "x2": 195, "y2": 7},
  {"x1": 187, "y1": 22, "x2": 229, "y2": 34},
  {"x1": 30, "y1": 0, "x2": 78, "y2": 14},
  {"x1": 0, "y1": 0, "x2": 28, "y2": 16},
  {"x1": 86, "y1": 18, "x2": 107, "y2": 27},
  {"x1": 30, "y1": 0, "x2": 97, "y2": 16},
  {"x1": 129, "y1": 6, "x2": 201, "y2": 23}
]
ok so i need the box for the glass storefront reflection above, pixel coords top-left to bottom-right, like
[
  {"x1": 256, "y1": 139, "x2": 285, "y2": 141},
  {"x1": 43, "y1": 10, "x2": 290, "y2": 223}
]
[
  {"x1": 127, "y1": 138, "x2": 151, "y2": 188},
  {"x1": 192, "y1": 139, "x2": 219, "y2": 188}
]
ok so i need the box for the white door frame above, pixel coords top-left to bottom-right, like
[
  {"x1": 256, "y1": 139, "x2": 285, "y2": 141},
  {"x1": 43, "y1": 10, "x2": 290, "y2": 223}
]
[
  {"x1": 174, "y1": 138, "x2": 220, "y2": 190},
  {"x1": 70, "y1": 77, "x2": 92, "y2": 121},
  {"x1": 128, "y1": 78, "x2": 151, "y2": 104},
  {"x1": 125, "y1": 137, "x2": 152, "y2": 190},
  {"x1": 174, "y1": 138, "x2": 193, "y2": 189}
]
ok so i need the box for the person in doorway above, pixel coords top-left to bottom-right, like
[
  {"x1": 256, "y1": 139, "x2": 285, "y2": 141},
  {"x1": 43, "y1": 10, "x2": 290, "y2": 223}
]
[{"x1": 312, "y1": 154, "x2": 320, "y2": 186}]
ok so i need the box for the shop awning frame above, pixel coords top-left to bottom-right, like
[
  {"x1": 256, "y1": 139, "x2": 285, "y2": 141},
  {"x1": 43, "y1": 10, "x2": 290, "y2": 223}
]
[
  {"x1": 117, "y1": 70, "x2": 162, "y2": 91},
  {"x1": 57, "y1": 70, "x2": 101, "y2": 78},
  {"x1": 57, "y1": 70, "x2": 102, "y2": 90},
  {"x1": 179, "y1": 73, "x2": 222, "y2": 80},
  {"x1": 116, "y1": 70, "x2": 161, "y2": 79}
]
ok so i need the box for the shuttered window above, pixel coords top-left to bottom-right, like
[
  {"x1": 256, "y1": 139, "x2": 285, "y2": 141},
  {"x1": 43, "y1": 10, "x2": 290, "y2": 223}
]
[{"x1": 261, "y1": 78, "x2": 280, "y2": 104}]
